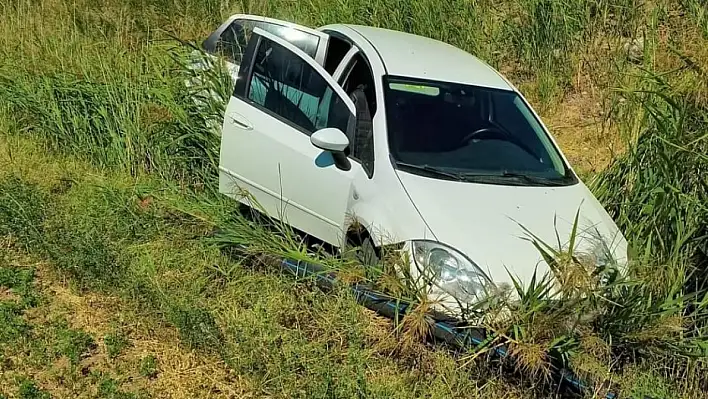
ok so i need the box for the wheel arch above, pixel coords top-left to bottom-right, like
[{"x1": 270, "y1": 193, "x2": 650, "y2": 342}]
[{"x1": 342, "y1": 204, "x2": 398, "y2": 250}]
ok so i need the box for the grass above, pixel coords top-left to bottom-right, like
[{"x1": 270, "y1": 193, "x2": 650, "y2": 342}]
[
  {"x1": 104, "y1": 330, "x2": 131, "y2": 360},
  {"x1": 0, "y1": 0, "x2": 706, "y2": 397},
  {"x1": 0, "y1": 136, "x2": 523, "y2": 398},
  {"x1": 17, "y1": 380, "x2": 50, "y2": 399},
  {"x1": 138, "y1": 355, "x2": 158, "y2": 379}
]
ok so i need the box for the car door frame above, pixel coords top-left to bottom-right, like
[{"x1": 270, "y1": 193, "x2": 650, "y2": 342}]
[
  {"x1": 220, "y1": 26, "x2": 363, "y2": 245},
  {"x1": 233, "y1": 26, "x2": 356, "y2": 135},
  {"x1": 202, "y1": 14, "x2": 330, "y2": 67},
  {"x1": 331, "y1": 47, "x2": 360, "y2": 81}
]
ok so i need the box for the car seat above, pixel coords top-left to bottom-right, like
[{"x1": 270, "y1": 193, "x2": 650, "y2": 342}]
[{"x1": 347, "y1": 84, "x2": 374, "y2": 173}]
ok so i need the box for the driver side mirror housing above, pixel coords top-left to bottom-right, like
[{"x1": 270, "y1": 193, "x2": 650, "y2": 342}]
[
  {"x1": 310, "y1": 128, "x2": 351, "y2": 171},
  {"x1": 310, "y1": 128, "x2": 349, "y2": 153}
]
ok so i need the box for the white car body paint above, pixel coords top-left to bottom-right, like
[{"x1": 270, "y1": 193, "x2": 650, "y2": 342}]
[
  {"x1": 340, "y1": 25, "x2": 512, "y2": 89},
  {"x1": 395, "y1": 171, "x2": 628, "y2": 285},
  {"x1": 204, "y1": 18, "x2": 629, "y2": 314},
  {"x1": 310, "y1": 128, "x2": 351, "y2": 152},
  {"x1": 219, "y1": 27, "x2": 359, "y2": 245}
]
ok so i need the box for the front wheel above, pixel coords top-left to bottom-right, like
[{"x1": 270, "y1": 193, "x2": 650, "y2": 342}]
[
  {"x1": 357, "y1": 237, "x2": 380, "y2": 268},
  {"x1": 344, "y1": 236, "x2": 381, "y2": 280}
]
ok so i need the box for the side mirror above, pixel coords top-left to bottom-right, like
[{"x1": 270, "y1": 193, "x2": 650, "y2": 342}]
[
  {"x1": 310, "y1": 128, "x2": 349, "y2": 153},
  {"x1": 310, "y1": 128, "x2": 351, "y2": 171}
]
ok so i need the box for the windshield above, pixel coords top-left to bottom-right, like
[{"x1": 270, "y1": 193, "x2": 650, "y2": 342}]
[{"x1": 383, "y1": 76, "x2": 577, "y2": 186}]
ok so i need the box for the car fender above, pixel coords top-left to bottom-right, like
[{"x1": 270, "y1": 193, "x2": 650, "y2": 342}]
[
  {"x1": 344, "y1": 191, "x2": 434, "y2": 250},
  {"x1": 344, "y1": 201, "x2": 394, "y2": 248}
]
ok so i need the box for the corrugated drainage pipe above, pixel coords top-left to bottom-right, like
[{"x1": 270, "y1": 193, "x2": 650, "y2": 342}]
[{"x1": 279, "y1": 257, "x2": 621, "y2": 399}]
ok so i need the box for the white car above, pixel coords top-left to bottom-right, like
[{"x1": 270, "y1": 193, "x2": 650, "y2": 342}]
[{"x1": 202, "y1": 15, "x2": 629, "y2": 313}]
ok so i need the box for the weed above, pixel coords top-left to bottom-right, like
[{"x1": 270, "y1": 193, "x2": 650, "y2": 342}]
[
  {"x1": 104, "y1": 331, "x2": 130, "y2": 359},
  {"x1": 55, "y1": 325, "x2": 96, "y2": 366},
  {"x1": 17, "y1": 379, "x2": 50, "y2": 399},
  {"x1": 592, "y1": 73, "x2": 708, "y2": 280},
  {"x1": 168, "y1": 305, "x2": 223, "y2": 351},
  {"x1": 139, "y1": 355, "x2": 158, "y2": 378},
  {"x1": 45, "y1": 225, "x2": 124, "y2": 290},
  {"x1": 0, "y1": 267, "x2": 34, "y2": 292},
  {"x1": 0, "y1": 266, "x2": 39, "y2": 308},
  {"x1": 0, "y1": 177, "x2": 48, "y2": 251},
  {"x1": 0, "y1": 301, "x2": 31, "y2": 344}
]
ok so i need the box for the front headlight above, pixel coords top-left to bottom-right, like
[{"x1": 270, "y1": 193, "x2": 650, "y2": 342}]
[{"x1": 411, "y1": 240, "x2": 492, "y2": 304}]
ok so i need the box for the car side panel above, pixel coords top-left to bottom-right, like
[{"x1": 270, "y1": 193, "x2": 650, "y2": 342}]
[{"x1": 219, "y1": 97, "x2": 356, "y2": 244}]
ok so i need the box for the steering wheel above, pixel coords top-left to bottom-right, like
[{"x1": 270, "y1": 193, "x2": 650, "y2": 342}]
[
  {"x1": 461, "y1": 126, "x2": 543, "y2": 161},
  {"x1": 461, "y1": 127, "x2": 509, "y2": 144}
]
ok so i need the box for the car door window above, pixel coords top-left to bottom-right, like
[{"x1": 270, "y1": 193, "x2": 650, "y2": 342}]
[
  {"x1": 243, "y1": 33, "x2": 353, "y2": 136},
  {"x1": 203, "y1": 15, "x2": 328, "y2": 66},
  {"x1": 323, "y1": 35, "x2": 353, "y2": 75},
  {"x1": 338, "y1": 54, "x2": 377, "y2": 177}
]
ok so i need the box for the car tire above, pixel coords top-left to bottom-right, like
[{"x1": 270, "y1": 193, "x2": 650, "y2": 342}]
[{"x1": 357, "y1": 237, "x2": 380, "y2": 268}]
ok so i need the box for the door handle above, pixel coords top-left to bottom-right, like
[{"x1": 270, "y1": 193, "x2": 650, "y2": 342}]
[{"x1": 228, "y1": 112, "x2": 253, "y2": 130}]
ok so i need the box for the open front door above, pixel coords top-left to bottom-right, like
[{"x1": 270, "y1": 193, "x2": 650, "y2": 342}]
[
  {"x1": 202, "y1": 14, "x2": 330, "y2": 75},
  {"x1": 219, "y1": 27, "x2": 361, "y2": 246}
]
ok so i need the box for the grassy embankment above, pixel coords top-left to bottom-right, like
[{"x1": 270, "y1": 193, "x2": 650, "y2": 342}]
[{"x1": 0, "y1": 0, "x2": 707, "y2": 398}]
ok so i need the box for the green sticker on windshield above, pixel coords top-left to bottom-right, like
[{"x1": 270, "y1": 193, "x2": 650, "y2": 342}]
[{"x1": 389, "y1": 83, "x2": 440, "y2": 96}]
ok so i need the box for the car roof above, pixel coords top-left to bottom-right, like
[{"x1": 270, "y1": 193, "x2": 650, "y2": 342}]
[{"x1": 342, "y1": 25, "x2": 513, "y2": 91}]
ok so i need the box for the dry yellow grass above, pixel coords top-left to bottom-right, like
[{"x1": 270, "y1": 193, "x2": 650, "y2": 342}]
[
  {"x1": 1, "y1": 256, "x2": 257, "y2": 399},
  {"x1": 543, "y1": 94, "x2": 625, "y2": 175}
]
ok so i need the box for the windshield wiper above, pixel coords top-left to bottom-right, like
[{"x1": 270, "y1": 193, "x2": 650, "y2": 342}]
[
  {"x1": 498, "y1": 171, "x2": 569, "y2": 186},
  {"x1": 453, "y1": 171, "x2": 569, "y2": 186},
  {"x1": 394, "y1": 161, "x2": 571, "y2": 186},
  {"x1": 394, "y1": 161, "x2": 465, "y2": 181}
]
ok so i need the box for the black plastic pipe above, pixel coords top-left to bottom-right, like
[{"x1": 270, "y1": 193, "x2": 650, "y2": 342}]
[{"x1": 280, "y1": 258, "x2": 619, "y2": 399}]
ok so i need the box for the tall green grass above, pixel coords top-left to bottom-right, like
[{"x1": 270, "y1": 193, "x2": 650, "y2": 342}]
[
  {"x1": 0, "y1": 46, "x2": 224, "y2": 185},
  {"x1": 593, "y1": 73, "x2": 708, "y2": 275},
  {"x1": 0, "y1": 141, "x2": 530, "y2": 397},
  {"x1": 1, "y1": 0, "x2": 707, "y2": 397},
  {"x1": 0, "y1": 0, "x2": 231, "y2": 186}
]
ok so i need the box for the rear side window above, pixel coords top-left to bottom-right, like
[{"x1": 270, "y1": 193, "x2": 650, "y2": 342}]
[
  {"x1": 206, "y1": 19, "x2": 321, "y2": 66},
  {"x1": 245, "y1": 36, "x2": 351, "y2": 135}
]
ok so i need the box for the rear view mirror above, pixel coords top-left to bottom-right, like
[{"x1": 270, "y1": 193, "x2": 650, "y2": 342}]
[{"x1": 310, "y1": 128, "x2": 349, "y2": 153}]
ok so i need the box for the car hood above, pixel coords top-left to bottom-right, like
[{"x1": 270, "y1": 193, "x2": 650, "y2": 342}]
[{"x1": 396, "y1": 171, "x2": 628, "y2": 288}]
